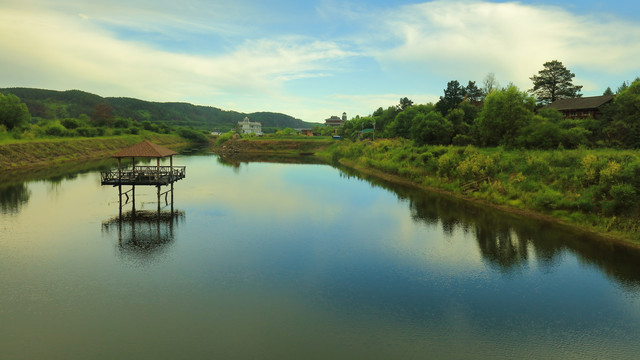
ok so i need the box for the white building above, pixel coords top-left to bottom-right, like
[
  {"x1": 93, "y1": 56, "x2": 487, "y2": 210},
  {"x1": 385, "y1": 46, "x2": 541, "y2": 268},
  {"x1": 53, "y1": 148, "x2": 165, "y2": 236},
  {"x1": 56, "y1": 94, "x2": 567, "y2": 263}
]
[{"x1": 238, "y1": 117, "x2": 262, "y2": 135}]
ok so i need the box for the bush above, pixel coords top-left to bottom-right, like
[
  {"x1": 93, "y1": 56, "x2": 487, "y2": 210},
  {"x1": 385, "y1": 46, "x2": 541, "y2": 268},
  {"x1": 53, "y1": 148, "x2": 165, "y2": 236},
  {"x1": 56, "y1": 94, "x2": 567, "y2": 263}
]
[
  {"x1": 60, "y1": 118, "x2": 80, "y2": 129},
  {"x1": 609, "y1": 183, "x2": 637, "y2": 214},
  {"x1": 45, "y1": 123, "x2": 68, "y2": 137},
  {"x1": 178, "y1": 128, "x2": 209, "y2": 143},
  {"x1": 76, "y1": 127, "x2": 98, "y2": 137},
  {"x1": 215, "y1": 131, "x2": 235, "y2": 146}
]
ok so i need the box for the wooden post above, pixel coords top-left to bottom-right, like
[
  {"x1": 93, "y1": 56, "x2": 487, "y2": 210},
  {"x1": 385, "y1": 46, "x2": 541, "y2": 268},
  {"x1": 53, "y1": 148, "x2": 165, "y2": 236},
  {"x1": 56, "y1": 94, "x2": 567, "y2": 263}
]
[
  {"x1": 132, "y1": 185, "x2": 136, "y2": 215},
  {"x1": 157, "y1": 185, "x2": 161, "y2": 213},
  {"x1": 170, "y1": 155, "x2": 174, "y2": 182},
  {"x1": 118, "y1": 157, "x2": 122, "y2": 218}
]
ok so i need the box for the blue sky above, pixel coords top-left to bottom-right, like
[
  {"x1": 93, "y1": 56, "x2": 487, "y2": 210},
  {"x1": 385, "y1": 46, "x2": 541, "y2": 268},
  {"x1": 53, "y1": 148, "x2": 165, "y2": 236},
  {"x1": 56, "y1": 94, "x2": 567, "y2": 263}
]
[{"x1": 1, "y1": 0, "x2": 639, "y2": 123}]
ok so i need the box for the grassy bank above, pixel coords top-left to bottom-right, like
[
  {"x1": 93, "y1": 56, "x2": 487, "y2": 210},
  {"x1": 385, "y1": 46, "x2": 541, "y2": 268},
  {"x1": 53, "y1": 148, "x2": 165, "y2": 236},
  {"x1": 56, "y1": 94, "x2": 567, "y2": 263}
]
[
  {"x1": 0, "y1": 134, "x2": 189, "y2": 171},
  {"x1": 212, "y1": 136, "x2": 334, "y2": 156},
  {"x1": 323, "y1": 139, "x2": 640, "y2": 244}
]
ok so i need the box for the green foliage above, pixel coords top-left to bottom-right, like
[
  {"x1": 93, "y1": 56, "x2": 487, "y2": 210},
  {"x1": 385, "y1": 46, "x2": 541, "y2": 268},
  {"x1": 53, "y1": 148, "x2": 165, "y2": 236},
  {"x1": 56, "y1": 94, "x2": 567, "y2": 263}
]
[
  {"x1": 177, "y1": 128, "x2": 209, "y2": 143},
  {"x1": 475, "y1": 86, "x2": 535, "y2": 147},
  {"x1": 44, "y1": 123, "x2": 69, "y2": 137},
  {"x1": 529, "y1": 60, "x2": 583, "y2": 104},
  {"x1": 410, "y1": 111, "x2": 453, "y2": 145},
  {"x1": 0, "y1": 93, "x2": 30, "y2": 130},
  {"x1": 215, "y1": 131, "x2": 236, "y2": 146},
  {"x1": 436, "y1": 80, "x2": 466, "y2": 115},
  {"x1": 60, "y1": 118, "x2": 81, "y2": 129},
  {"x1": 275, "y1": 127, "x2": 296, "y2": 136}
]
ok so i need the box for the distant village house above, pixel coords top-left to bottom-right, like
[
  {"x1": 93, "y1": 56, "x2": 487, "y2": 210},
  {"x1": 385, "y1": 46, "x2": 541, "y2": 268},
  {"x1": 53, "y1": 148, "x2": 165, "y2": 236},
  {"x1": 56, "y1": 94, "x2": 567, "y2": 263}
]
[
  {"x1": 545, "y1": 95, "x2": 614, "y2": 119},
  {"x1": 239, "y1": 117, "x2": 262, "y2": 135},
  {"x1": 325, "y1": 112, "x2": 347, "y2": 126}
]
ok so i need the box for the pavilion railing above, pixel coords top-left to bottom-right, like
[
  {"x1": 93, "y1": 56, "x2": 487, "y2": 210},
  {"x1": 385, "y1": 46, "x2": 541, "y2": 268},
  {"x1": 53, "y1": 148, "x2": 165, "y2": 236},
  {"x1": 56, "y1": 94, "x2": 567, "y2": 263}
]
[{"x1": 101, "y1": 166, "x2": 186, "y2": 184}]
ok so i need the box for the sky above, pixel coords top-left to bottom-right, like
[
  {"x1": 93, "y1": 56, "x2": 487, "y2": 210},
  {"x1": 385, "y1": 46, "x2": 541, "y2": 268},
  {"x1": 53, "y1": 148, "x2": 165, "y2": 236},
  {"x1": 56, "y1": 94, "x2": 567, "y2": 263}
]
[{"x1": 1, "y1": 0, "x2": 639, "y2": 123}]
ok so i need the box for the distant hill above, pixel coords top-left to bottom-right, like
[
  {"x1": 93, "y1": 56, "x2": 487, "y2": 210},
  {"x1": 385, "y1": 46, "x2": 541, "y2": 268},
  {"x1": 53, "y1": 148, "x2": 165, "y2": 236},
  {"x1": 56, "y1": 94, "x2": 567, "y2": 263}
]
[{"x1": 0, "y1": 87, "x2": 315, "y2": 131}]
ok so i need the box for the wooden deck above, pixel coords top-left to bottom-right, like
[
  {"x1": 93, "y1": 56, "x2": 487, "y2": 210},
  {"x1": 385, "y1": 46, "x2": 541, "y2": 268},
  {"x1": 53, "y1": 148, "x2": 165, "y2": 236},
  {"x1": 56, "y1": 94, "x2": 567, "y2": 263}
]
[{"x1": 101, "y1": 166, "x2": 186, "y2": 186}]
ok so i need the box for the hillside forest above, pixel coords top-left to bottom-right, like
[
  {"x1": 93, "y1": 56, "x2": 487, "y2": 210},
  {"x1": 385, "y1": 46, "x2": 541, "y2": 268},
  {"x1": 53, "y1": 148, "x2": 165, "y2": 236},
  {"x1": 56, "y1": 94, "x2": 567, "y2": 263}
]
[{"x1": 0, "y1": 87, "x2": 313, "y2": 143}]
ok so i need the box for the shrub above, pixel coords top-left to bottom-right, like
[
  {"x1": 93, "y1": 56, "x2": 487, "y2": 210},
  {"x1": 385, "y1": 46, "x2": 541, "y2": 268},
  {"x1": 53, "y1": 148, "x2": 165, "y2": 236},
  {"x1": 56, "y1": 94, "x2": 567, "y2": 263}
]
[
  {"x1": 609, "y1": 183, "x2": 638, "y2": 214},
  {"x1": 178, "y1": 128, "x2": 209, "y2": 143},
  {"x1": 76, "y1": 127, "x2": 98, "y2": 137},
  {"x1": 60, "y1": 118, "x2": 80, "y2": 129},
  {"x1": 215, "y1": 131, "x2": 235, "y2": 146},
  {"x1": 436, "y1": 151, "x2": 460, "y2": 178},
  {"x1": 45, "y1": 123, "x2": 68, "y2": 137}
]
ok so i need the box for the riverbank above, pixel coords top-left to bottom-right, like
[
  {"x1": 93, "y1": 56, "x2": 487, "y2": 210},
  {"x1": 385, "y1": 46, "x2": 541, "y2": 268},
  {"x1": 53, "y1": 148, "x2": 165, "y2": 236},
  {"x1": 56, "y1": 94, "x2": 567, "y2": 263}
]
[
  {"x1": 0, "y1": 134, "x2": 190, "y2": 171},
  {"x1": 324, "y1": 139, "x2": 640, "y2": 246},
  {"x1": 211, "y1": 137, "x2": 333, "y2": 158}
]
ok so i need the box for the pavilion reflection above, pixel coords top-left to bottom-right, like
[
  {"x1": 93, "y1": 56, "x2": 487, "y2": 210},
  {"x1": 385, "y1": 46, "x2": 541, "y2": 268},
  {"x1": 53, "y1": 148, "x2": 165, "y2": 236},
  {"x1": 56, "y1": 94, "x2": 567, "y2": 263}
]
[{"x1": 102, "y1": 209, "x2": 185, "y2": 261}]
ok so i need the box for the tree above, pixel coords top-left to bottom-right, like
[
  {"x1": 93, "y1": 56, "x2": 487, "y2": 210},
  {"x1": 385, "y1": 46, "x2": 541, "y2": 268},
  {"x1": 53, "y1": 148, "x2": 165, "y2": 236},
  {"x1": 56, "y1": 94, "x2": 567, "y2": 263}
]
[
  {"x1": 603, "y1": 87, "x2": 614, "y2": 96},
  {"x1": 465, "y1": 81, "x2": 483, "y2": 103},
  {"x1": 91, "y1": 102, "x2": 114, "y2": 126},
  {"x1": 475, "y1": 85, "x2": 536, "y2": 147},
  {"x1": 529, "y1": 60, "x2": 582, "y2": 105},
  {"x1": 435, "y1": 80, "x2": 466, "y2": 115},
  {"x1": 410, "y1": 111, "x2": 453, "y2": 145},
  {"x1": 0, "y1": 93, "x2": 30, "y2": 130},
  {"x1": 482, "y1": 72, "x2": 500, "y2": 96},
  {"x1": 397, "y1": 97, "x2": 414, "y2": 111},
  {"x1": 606, "y1": 80, "x2": 640, "y2": 147}
]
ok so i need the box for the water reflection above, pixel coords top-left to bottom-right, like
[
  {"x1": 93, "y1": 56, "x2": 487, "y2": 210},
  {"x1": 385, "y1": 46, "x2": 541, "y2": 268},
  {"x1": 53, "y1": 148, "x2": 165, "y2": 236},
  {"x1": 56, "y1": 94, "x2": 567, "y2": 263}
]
[
  {"x1": 102, "y1": 210, "x2": 185, "y2": 264},
  {"x1": 0, "y1": 183, "x2": 31, "y2": 214},
  {"x1": 217, "y1": 153, "x2": 325, "y2": 172},
  {"x1": 337, "y1": 164, "x2": 640, "y2": 291}
]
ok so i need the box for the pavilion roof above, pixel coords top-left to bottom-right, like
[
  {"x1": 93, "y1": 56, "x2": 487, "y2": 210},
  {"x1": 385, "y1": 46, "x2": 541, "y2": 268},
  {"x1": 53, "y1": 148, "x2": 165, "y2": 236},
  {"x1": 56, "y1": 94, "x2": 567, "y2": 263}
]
[{"x1": 112, "y1": 140, "x2": 178, "y2": 158}]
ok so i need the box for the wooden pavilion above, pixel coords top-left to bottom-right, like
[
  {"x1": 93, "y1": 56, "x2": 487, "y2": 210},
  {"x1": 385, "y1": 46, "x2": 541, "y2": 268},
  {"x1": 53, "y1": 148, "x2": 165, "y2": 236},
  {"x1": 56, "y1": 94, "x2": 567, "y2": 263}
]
[{"x1": 101, "y1": 140, "x2": 186, "y2": 216}]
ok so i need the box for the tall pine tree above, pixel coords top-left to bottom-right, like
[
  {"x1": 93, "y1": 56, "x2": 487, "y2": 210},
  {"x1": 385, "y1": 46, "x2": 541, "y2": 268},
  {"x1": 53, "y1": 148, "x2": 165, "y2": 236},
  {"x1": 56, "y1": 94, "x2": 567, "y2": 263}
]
[{"x1": 529, "y1": 60, "x2": 582, "y2": 105}]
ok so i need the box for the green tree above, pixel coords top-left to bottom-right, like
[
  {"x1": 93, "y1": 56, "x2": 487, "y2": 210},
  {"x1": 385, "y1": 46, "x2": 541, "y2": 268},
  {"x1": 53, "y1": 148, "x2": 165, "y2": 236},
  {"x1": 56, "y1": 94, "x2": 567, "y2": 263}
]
[
  {"x1": 608, "y1": 80, "x2": 640, "y2": 147},
  {"x1": 0, "y1": 93, "x2": 30, "y2": 130},
  {"x1": 436, "y1": 80, "x2": 466, "y2": 115},
  {"x1": 465, "y1": 81, "x2": 483, "y2": 103},
  {"x1": 529, "y1": 60, "x2": 582, "y2": 105},
  {"x1": 397, "y1": 97, "x2": 414, "y2": 111},
  {"x1": 410, "y1": 111, "x2": 453, "y2": 145},
  {"x1": 603, "y1": 87, "x2": 614, "y2": 96},
  {"x1": 475, "y1": 85, "x2": 536, "y2": 147}
]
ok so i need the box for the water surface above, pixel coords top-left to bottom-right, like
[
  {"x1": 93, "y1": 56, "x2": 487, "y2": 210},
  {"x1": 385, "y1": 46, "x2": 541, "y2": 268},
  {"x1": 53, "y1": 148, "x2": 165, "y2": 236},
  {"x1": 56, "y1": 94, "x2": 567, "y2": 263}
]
[{"x1": 2, "y1": 153, "x2": 640, "y2": 359}]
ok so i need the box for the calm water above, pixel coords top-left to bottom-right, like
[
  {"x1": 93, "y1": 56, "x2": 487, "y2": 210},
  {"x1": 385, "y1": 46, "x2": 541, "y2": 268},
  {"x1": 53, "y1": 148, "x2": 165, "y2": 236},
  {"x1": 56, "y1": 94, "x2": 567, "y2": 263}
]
[{"x1": 2, "y1": 152, "x2": 640, "y2": 359}]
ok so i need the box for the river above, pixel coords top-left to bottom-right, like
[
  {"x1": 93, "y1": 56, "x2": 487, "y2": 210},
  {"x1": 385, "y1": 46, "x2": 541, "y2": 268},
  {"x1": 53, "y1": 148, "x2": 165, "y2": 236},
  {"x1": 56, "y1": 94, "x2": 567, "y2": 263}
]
[{"x1": 1, "y1": 151, "x2": 640, "y2": 359}]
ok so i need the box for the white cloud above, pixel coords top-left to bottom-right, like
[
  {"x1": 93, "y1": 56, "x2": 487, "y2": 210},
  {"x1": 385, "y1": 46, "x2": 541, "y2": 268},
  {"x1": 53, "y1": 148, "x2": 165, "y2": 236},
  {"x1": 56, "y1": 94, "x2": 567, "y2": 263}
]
[
  {"x1": 1, "y1": 0, "x2": 639, "y2": 121},
  {"x1": 368, "y1": 1, "x2": 640, "y2": 89},
  {"x1": 0, "y1": 6, "x2": 357, "y2": 116}
]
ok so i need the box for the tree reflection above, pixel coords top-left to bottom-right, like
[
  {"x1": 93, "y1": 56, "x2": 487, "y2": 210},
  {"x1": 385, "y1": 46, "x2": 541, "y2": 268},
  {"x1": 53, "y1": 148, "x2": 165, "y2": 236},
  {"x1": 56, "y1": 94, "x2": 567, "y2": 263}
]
[
  {"x1": 0, "y1": 183, "x2": 31, "y2": 215},
  {"x1": 335, "y1": 163, "x2": 640, "y2": 289},
  {"x1": 102, "y1": 210, "x2": 185, "y2": 264}
]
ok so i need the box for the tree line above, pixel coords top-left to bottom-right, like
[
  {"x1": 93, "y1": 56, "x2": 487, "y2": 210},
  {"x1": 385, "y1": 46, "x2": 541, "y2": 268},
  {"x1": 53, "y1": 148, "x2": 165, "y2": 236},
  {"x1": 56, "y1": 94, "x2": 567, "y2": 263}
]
[
  {"x1": 327, "y1": 60, "x2": 640, "y2": 149},
  {"x1": 0, "y1": 93, "x2": 209, "y2": 143}
]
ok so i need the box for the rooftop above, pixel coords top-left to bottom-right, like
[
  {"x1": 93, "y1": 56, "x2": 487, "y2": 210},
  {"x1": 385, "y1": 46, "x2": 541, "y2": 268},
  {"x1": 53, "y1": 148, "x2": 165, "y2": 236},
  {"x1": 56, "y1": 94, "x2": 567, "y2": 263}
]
[{"x1": 546, "y1": 95, "x2": 614, "y2": 111}]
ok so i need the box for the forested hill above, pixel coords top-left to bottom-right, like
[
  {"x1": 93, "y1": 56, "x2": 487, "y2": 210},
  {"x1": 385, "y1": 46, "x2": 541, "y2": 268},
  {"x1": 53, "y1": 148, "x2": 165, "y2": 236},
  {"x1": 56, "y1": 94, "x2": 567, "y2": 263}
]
[{"x1": 0, "y1": 87, "x2": 314, "y2": 131}]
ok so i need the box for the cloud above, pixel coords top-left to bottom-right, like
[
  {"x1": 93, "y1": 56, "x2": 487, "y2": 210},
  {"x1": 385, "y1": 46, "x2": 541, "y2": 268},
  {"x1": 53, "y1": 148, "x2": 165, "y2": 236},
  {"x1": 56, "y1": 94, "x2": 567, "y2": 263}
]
[
  {"x1": 0, "y1": 5, "x2": 357, "y2": 112},
  {"x1": 367, "y1": 1, "x2": 640, "y2": 88}
]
